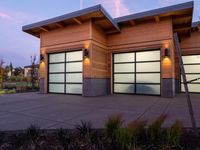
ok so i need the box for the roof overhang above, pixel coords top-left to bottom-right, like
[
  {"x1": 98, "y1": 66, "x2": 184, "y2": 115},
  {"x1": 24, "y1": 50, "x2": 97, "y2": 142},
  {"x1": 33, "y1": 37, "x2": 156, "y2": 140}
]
[
  {"x1": 22, "y1": 5, "x2": 120, "y2": 37},
  {"x1": 115, "y1": 1, "x2": 194, "y2": 37},
  {"x1": 23, "y1": 1, "x2": 195, "y2": 38},
  {"x1": 192, "y1": 21, "x2": 200, "y2": 31}
]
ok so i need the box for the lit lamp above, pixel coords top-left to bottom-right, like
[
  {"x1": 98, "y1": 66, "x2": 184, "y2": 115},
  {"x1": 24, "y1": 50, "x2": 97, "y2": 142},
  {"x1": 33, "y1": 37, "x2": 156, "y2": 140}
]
[
  {"x1": 83, "y1": 48, "x2": 89, "y2": 58},
  {"x1": 164, "y1": 48, "x2": 170, "y2": 58},
  {"x1": 40, "y1": 54, "x2": 45, "y2": 63}
]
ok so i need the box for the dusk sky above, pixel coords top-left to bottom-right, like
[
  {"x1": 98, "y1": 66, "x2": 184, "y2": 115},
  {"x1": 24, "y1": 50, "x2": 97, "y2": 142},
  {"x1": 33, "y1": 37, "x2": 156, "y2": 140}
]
[{"x1": 0, "y1": 0, "x2": 199, "y2": 67}]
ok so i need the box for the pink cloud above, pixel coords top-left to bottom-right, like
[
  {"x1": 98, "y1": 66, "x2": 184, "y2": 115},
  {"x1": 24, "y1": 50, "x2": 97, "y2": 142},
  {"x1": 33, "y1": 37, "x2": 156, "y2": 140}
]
[
  {"x1": 0, "y1": 11, "x2": 12, "y2": 20},
  {"x1": 96, "y1": 0, "x2": 130, "y2": 17}
]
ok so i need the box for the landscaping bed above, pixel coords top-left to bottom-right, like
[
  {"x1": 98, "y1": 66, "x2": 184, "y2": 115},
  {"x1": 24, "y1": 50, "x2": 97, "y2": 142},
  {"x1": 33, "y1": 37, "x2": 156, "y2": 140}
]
[
  {"x1": 0, "y1": 82, "x2": 39, "y2": 94},
  {"x1": 0, "y1": 115, "x2": 200, "y2": 150}
]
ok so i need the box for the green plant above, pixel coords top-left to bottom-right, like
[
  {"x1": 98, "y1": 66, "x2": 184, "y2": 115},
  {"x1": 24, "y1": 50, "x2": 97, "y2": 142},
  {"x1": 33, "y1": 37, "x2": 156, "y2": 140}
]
[
  {"x1": 127, "y1": 120, "x2": 147, "y2": 146},
  {"x1": 75, "y1": 120, "x2": 92, "y2": 139},
  {"x1": 116, "y1": 127, "x2": 134, "y2": 150},
  {"x1": 105, "y1": 114, "x2": 123, "y2": 139},
  {"x1": 114, "y1": 120, "x2": 147, "y2": 150},
  {"x1": 57, "y1": 128, "x2": 71, "y2": 149},
  {"x1": 167, "y1": 120, "x2": 182, "y2": 146},
  {"x1": 26, "y1": 124, "x2": 41, "y2": 143},
  {"x1": 147, "y1": 114, "x2": 168, "y2": 146},
  {"x1": 0, "y1": 132, "x2": 5, "y2": 145}
]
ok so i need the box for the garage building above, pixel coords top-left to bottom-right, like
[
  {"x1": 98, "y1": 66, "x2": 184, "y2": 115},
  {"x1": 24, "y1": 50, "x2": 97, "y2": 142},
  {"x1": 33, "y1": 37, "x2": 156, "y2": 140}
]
[{"x1": 22, "y1": 1, "x2": 200, "y2": 98}]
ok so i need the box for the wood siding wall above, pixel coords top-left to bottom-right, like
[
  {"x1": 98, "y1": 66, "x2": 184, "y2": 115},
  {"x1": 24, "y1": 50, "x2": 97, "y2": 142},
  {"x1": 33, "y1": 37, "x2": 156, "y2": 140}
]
[
  {"x1": 107, "y1": 18, "x2": 175, "y2": 79},
  {"x1": 40, "y1": 21, "x2": 92, "y2": 93},
  {"x1": 181, "y1": 31, "x2": 200, "y2": 55},
  {"x1": 39, "y1": 18, "x2": 178, "y2": 93},
  {"x1": 107, "y1": 18, "x2": 173, "y2": 49},
  {"x1": 41, "y1": 21, "x2": 91, "y2": 48},
  {"x1": 89, "y1": 23, "x2": 109, "y2": 78}
]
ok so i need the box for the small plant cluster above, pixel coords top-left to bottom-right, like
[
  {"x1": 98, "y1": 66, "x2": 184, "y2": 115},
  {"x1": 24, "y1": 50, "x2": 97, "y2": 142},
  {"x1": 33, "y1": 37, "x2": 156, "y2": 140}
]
[
  {"x1": 0, "y1": 89, "x2": 16, "y2": 95},
  {"x1": 0, "y1": 115, "x2": 200, "y2": 150},
  {"x1": 105, "y1": 114, "x2": 184, "y2": 150}
]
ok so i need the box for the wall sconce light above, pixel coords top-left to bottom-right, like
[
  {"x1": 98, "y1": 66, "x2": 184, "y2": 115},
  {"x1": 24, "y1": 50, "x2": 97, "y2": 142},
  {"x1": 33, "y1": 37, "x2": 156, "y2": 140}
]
[
  {"x1": 83, "y1": 48, "x2": 89, "y2": 58},
  {"x1": 164, "y1": 48, "x2": 170, "y2": 58},
  {"x1": 40, "y1": 54, "x2": 44, "y2": 63}
]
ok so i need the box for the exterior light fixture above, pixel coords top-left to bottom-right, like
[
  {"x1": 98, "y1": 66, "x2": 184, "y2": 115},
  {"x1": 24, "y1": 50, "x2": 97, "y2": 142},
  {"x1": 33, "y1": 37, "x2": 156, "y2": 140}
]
[
  {"x1": 164, "y1": 48, "x2": 170, "y2": 58},
  {"x1": 40, "y1": 54, "x2": 44, "y2": 62},
  {"x1": 83, "y1": 48, "x2": 89, "y2": 58}
]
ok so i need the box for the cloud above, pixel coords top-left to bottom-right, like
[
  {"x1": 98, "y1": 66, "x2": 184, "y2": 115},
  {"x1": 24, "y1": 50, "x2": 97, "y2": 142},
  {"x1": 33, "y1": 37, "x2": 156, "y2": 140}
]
[
  {"x1": 0, "y1": 11, "x2": 12, "y2": 20},
  {"x1": 96, "y1": 0, "x2": 130, "y2": 17},
  {"x1": 0, "y1": 9, "x2": 42, "y2": 67}
]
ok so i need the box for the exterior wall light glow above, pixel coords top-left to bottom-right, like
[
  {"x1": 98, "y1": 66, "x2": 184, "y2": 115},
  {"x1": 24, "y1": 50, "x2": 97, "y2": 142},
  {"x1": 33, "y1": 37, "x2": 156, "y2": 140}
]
[
  {"x1": 40, "y1": 54, "x2": 45, "y2": 63},
  {"x1": 83, "y1": 48, "x2": 89, "y2": 58},
  {"x1": 164, "y1": 48, "x2": 170, "y2": 58}
]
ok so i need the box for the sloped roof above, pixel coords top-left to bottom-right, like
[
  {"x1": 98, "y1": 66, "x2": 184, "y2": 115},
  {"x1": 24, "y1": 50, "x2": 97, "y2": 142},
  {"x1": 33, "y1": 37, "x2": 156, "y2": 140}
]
[
  {"x1": 115, "y1": 1, "x2": 194, "y2": 23},
  {"x1": 23, "y1": 1, "x2": 194, "y2": 37},
  {"x1": 22, "y1": 5, "x2": 120, "y2": 37}
]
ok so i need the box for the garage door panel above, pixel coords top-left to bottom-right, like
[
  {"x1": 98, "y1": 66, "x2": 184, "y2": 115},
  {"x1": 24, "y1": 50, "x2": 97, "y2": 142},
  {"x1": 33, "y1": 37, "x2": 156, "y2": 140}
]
[
  {"x1": 114, "y1": 63, "x2": 135, "y2": 73},
  {"x1": 66, "y1": 62, "x2": 82, "y2": 72},
  {"x1": 66, "y1": 73, "x2": 82, "y2": 83},
  {"x1": 66, "y1": 84, "x2": 82, "y2": 94},
  {"x1": 114, "y1": 84, "x2": 135, "y2": 93},
  {"x1": 66, "y1": 51, "x2": 83, "y2": 61},
  {"x1": 183, "y1": 55, "x2": 200, "y2": 64},
  {"x1": 184, "y1": 65, "x2": 200, "y2": 73},
  {"x1": 49, "y1": 74, "x2": 65, "y2": 83},
  {"x1": 181, "y1": 84, "x2": 200, "y2": 93},
  {"x1": 136, "y1": 73, "x2": 160, "y2": 83},
  {"x1": 136, "y1": 62, "x2": 160, "y2": 72},
  {"x1": 136, "y1": 51, "x2": 160, "y2": 61},
  {"x1": 49, "y1": 64, "x2": 65, "y2": 73},
  {"x1": 136, "y1": 84, "x2": 160, "y2": 95},
  {"x1": 49, "y1": 84, "x2": 65, "y2": 93},
  {"x1": 48, "y1": 50, "x2": 82, "y2": 94},
  {"x1": 181, "y1": 74, "x2": 200, "y2": 83},
  {"x1": 49, "y1": 53, "x2": 65, "y2": 63},
  {"x1": 114, "y1": 74, "x2": 135, "y2": 83},
  {"x1": 114, "y1": 53, "x2": 135, "y2": 63},
  {"x1": 113, "y1": 50, "x2": 160, "y2": 95},
  {"x1": 182, "y1": 55, "x2": 200, "y2": 93}
]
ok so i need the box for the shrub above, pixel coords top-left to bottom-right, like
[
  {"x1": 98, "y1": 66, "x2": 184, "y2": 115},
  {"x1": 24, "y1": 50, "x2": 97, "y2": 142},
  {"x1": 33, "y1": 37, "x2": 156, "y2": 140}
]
[
  {"x1": 116, "y1": 127, "x2": 134, "y2": 150},
  {"x1": 0, "y1": 132, "x2": 5, "y2": 145},
  {"x1": 147, "y1": 114, "x2": 168, "y2": 147},
  {"x1": 166, "y1": 120, "x2": 182, "y2": 146},
  {"x1": 26, "y1": 124, "x2": 41, "y2": 143},
  {"x1": 105, "y1": 114, "x2": 123, "y2": 140},
  {"x1": 57, "y1": 128, "x2": 72, "y2": 149},
  {"x1": 75, "y1": 120, "x2": 92, "y2": 139}
]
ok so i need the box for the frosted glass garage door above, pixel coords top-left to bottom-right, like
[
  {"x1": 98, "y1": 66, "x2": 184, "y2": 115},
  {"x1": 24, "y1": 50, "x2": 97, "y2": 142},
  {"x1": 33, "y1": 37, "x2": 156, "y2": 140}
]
[
  {"x1": 48, "y1": 51, "x2": 83, "y2": 94},
  {"x1": 181, "y1": 55, "x2": 200, "y2": 93},
  {"x1": 113, "y1": 50, "x2": 160, "y2": 95}
]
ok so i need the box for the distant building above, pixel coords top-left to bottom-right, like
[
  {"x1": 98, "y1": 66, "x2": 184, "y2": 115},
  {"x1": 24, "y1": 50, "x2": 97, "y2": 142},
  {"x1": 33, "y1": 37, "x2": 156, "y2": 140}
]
[{"x1": 24, "y1": 64, "x2": 39, "y2": 78}]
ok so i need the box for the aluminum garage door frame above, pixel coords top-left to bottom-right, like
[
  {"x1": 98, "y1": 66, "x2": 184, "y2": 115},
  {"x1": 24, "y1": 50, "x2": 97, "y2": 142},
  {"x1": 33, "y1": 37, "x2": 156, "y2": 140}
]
[
  {"x1": 48, "y1": 50, "x2": 83, "y2": 95},
  {"x1": 113, "y1": 49, "x2": 161, "y2": 96}
]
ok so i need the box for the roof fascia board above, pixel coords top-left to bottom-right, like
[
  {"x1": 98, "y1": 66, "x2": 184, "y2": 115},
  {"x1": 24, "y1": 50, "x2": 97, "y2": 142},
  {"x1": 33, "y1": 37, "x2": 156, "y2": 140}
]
[
  {"x1": 22, "y1": 4, "x2": 120, "y2": 32},
  {"x1": 115, "y1": 1, "x2": 194, "y2": 23},
  {"x1": 22, "y1": 5, "x2": 101, "y2": 31}
]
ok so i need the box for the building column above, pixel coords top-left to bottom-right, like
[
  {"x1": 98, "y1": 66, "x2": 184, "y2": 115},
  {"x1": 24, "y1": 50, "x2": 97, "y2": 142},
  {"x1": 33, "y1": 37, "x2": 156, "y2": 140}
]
[
  {"x1": 83, "y1": 78, "x2": 110, "y2": 96},
  {"x1": 162, "y1": 78, "x2": 176, "y2": 97},
  {"x1": 39, "y1": 48, "x2": 47, "y2": 94},
  {"x1": 161, "y1": 41, "x2": 176, "y2": 98}
]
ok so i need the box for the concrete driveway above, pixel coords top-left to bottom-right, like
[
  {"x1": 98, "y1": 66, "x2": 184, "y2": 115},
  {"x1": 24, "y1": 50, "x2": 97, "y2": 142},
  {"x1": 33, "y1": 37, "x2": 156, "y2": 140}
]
[{"x1": 0, "y1": 92, "x2": 200, "y2": 131}]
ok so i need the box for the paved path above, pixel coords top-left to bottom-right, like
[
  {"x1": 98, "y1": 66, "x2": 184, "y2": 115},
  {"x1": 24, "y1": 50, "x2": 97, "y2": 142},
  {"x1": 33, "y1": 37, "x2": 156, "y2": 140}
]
[{"x1": 0, "y1": 93, "x2": 200, "y2": 131}]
